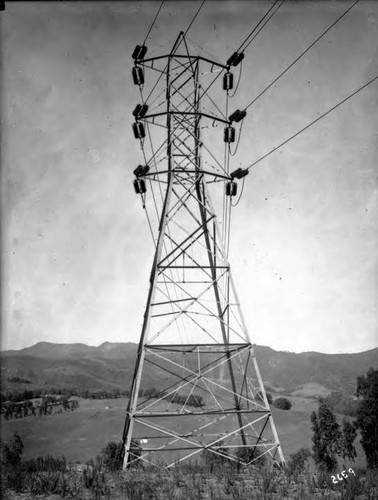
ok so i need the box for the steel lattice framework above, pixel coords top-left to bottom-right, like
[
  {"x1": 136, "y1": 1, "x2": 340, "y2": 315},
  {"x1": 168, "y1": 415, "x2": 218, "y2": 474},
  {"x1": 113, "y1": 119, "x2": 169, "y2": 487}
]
[{"x1": 122, "y1": 32, "x2": 284, "y2": 470}]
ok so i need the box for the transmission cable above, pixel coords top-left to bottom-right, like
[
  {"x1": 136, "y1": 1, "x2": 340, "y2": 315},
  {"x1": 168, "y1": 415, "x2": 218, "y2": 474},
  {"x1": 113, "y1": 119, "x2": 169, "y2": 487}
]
[
  {"x1": 245, "y1": 74, "x2": 378, "y2": 171},
  {"x1": 142, "y1": 0, "x2": 165, "y2": 46},
  {"x1": 198, "y1": 1, "x2": 283, "y2": 102},
  {"x1": 242, "y1": 0, "x2": 285, "y2": 52},
  {"x1": 235, "y1": 0, "x2": 284, "y2": 53},
  {"x1": 184, "y1": 0, "x2": 206, "y2": 37},
  {"x1": 244, "y1": 0, "x2": 360, "y2": 111}
]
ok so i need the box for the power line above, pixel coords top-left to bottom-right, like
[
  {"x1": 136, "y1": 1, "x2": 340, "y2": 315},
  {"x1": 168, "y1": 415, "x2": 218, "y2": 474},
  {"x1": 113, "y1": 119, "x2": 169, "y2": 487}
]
[
  {"x1": 143, "y1": 0, "x2": 165, "y2": 46},
  {"x1": 235, "y1": 0, "x2": 283, "y2": 53},
  {"x1": 184, "y1": 0, "x2": 206, "y2": 37},
  {"x1": 245, "y1": 74, "x2": 378, "y2": 171},
  {"x1": 242, "y1": 0, "x2": 286, "y2": 53},
  {"x1": 244, "y1": 0, "x2": 360, "y2": 111}
]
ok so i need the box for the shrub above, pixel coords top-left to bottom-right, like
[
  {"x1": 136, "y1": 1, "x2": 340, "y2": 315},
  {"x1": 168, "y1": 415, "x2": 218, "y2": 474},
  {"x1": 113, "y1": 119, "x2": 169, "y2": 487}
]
[
  {"x1": 202, "y1": 441, "x2": 231, "y2": 472},
  {"x1": 24, "y1": 455, "x2": 67, "y2": 473},
  {"x1": 236, "y1": 446, "x2": 266, "y2": 468},
  {"x1": 287, "y1": 448, "x2": 311, "y2": 476},
  {"x1": 101, "y1": 441, "x2": 124, "y2": 471},
  {"x1": 273, "y1": 397, "x2": 292, "y2": 410},
  {"x1": 82, "y1": 465, "x2": 110, "y2": 498},
  {"x1": 1, "y1": 433, "x2": 24, "y2": 467}
]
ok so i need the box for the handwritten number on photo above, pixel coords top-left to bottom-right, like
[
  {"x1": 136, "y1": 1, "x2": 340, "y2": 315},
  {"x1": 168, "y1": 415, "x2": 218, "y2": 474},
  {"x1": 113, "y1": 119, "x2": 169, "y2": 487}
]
[{"x1": 331, "y1": 468, "x2": 355, "y2": 484}]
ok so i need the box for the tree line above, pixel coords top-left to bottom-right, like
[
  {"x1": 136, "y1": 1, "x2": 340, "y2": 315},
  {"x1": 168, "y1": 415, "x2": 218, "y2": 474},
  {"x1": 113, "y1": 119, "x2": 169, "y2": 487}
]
[
  {"x1": 1, "y1": 395, "x2": 79, "y2": 420},
  {"x1": 1, "y1": 386, "x2": 126, "y2": 404}
]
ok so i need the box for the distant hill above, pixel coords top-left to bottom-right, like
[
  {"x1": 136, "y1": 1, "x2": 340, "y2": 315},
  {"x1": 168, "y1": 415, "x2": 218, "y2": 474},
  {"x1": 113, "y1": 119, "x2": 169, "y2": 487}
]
[{"x1": 1, "y1": 342, "x2": 377, "y2": 397}]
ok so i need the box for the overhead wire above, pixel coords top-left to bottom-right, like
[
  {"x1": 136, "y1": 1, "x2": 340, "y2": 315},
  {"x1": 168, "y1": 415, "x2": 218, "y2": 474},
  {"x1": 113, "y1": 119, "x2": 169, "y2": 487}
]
[
  {"x1": 244, "y1": 0, "x2": 361, "y2": 111},
  {"x1": 142, "y1": 0, "x2": 165, "y2": 46},
  {"x1": 241, "y1": 0, "x2": 285, "y2": 53},
  {"x1": 184, "y1": 0, "x2": 206, "y2": 37},
  {"x1": 245, "y1": 74, "x2": 378, "y2": 171},
  {"x1": 197, "y1": 0, "x2": 283, "y2": 112},
  {"x1": 235, "y1": 0, "x2": 284, "y2": 53}
]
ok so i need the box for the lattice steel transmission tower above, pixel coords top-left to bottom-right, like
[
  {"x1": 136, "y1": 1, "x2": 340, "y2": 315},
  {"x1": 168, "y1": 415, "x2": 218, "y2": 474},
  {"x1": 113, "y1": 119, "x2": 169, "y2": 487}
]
[{"x1": 122, "y1": 32, "x2": 284, "y2": 469}]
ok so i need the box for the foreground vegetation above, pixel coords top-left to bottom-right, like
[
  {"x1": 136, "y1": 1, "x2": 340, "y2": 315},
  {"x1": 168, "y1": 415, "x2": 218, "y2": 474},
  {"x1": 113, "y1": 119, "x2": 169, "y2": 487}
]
[
  {"x1": 1, "y1": 433, "x2": 377, "y2": 500},
  {"x1": 1, "y1": 367, "x2": 376, "y2": 499}
]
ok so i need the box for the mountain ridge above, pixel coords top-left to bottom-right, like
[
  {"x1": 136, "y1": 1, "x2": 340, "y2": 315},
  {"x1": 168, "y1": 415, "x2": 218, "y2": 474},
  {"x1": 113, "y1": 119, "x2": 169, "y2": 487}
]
[
  {"x1": 1, "y1": 342, "x2": 377, "y2": 396},
  {"x1": 3, "y1": 340, "x2": 377, "y2": 357}
]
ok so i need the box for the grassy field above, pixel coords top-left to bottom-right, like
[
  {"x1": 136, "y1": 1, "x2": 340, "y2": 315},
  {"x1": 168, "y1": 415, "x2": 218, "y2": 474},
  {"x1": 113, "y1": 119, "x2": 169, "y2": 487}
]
[{"x1": 1, "y1": 394, "x2": 366, "y2": 469}]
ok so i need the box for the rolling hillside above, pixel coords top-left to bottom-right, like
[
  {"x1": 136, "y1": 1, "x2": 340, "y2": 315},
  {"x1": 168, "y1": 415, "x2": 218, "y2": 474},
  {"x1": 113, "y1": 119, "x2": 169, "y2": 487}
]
[{"x1": 1, "y1": 341, "x2": 377, "y2": 396}]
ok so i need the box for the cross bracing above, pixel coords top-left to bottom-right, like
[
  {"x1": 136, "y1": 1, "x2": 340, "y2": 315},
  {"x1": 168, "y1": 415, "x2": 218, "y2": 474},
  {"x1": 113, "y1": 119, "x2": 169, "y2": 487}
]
[{"x1": 122, "y1": 32, "x2": 284, "y2": 470}]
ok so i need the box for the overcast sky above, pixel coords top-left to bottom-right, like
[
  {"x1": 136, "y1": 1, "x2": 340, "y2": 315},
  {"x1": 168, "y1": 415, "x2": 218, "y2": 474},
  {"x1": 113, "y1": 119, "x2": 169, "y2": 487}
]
[{"x1": 2, "y1": 0, "x2": 377, "y2": 353}]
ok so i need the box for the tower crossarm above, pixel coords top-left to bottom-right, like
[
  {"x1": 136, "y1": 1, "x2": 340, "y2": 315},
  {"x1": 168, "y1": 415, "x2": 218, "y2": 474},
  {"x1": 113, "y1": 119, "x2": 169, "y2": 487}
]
[
  {"x1": 140, "y1": 110, "x2": 230, "y2": 125},
  {"x1": 143, "y1": 169, "x2": 232, "y2": 182},
  {"x1": 139, "y1": 54, "x2": 229, "y2": 71}
]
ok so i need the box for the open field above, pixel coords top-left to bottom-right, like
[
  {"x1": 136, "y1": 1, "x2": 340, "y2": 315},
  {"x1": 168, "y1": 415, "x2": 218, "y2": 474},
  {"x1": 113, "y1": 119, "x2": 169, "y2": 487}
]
[{"x1": 1, "y1": 394, "x2": 367, "y2": 469}]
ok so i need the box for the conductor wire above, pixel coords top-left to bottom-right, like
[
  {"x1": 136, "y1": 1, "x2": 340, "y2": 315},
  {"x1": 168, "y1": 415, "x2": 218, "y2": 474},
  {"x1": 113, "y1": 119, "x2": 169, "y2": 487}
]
[
  {"x1": 245, "y1": 74, "x2": 378, "y2": 171},
  {"x1": 244, "y1": 0, "x2": 360, "y2": 111},
  {"x1": 184, "y1": 0, "x2": 206, "y2": 37},
  {"x1": 242, "y1": 0, "x2": 285, "y2": 52},
  {"x1": 235, "y1": 0, "x2": 284, "y2": 53},
  {"x1": 143, "y1": 0, "x2": 165, "y2": 46}
]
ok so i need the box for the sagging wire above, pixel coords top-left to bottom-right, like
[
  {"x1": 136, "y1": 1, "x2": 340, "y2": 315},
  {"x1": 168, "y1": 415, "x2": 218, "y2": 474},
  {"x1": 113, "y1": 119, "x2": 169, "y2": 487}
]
[
  {"x1": 243, "y1": 0, "x2": 360, "y2": 112},
  {"x1": 231, "y1": 176, "x2": 246, "y2": 208},
  {"x1": 245, "y1": 73, "x2": 378, "y2": 171},
  {"x1": 241, "y1": 0, "x2": 285, "y2": 53},
  {"x1": 228, "y1": 60, "x2": 243, "y2": 99},
  {"x1": 142, "y1": 0, "x2": 165, "y2": 46},
  {"x1": 183, "y1": 0, "x2": 207, "y2": 37},
  {"x1": 229, "y1": 119, "x2": 244, "y2": 157},
  {"x1": 234, "y1": 0, "x2": 284, "y2": 53}
]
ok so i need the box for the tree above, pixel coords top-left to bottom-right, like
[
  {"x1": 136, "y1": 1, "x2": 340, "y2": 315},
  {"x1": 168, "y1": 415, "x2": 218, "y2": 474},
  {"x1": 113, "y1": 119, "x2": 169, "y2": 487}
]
[
  {"x1": 341, "y1": 418, "x2": 357, "y2": 463},
  {"x1": 274, "y1": 397, "x2": 292, "y2": 410},
  {"x1": 355, "y1": 367, "x2": 378, "y2": 468},
  {"x1": 1, "y1": 433, "x2": 24, "y2": 467},
  {"x1": 311, "y1": 402, "x2": 342, "y2": 472},
  {"x1": 62, "y1": 396, "x2": 70, "y2": 411}
]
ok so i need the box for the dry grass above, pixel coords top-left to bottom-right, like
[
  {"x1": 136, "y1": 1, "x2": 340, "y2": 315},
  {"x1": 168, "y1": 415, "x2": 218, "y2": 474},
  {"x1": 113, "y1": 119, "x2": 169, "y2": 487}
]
[{"x1": 2, "y1": 452, "x2": 378, "y2": 500}]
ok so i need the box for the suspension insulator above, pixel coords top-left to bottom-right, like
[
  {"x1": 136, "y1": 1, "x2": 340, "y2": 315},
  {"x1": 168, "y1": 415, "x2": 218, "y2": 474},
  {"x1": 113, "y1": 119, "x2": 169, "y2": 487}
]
[
  {"x1": 132, "y1": 104, "x2": 142, "y2": 117},
  {"x1": 133, "y1": 164, "x2": 150, "y2": 177},
  {"x1": 132, "y1": 122, "x2": 145, "y2": 139},
  {"x1": 133, "y1": 179, "x2": 147, "y2": 194},
  {"x1": 132, "y1": 104, "x2": 149, "y2": 119},
  {"x1": 139, "y1": 104, "x2": 148, "y2": 117},
  {"x1": 226, "y1": 52, "x2": 244, "y2": 67},
  {"x1": 132, "y1": 66, "x2": 144, "y2": 86},
  {"x1": 132, "y1": 45, "x2": 148, "y2": 60},
  {"x1": 229, "y1": 109, "x2": 247, "y2": 123},
  {"x1": 226, "y1": 181, "x2": 237, "y2": 197},
  {"x1": 223, "y1": 72, "x2": 234, "y2": 91},
  {"x1": 230, "y1": 167, "x2": 249, "y2": 180},
  {"x1": 223, "y1": 126, "x2": 235, "y2": 143}
]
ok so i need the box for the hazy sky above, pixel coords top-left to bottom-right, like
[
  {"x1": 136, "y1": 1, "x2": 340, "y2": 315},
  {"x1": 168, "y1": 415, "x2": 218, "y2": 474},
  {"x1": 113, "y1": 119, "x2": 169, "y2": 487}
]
[{"x1": 2, "y1": 1, "x2": 377, "y2": 353}]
